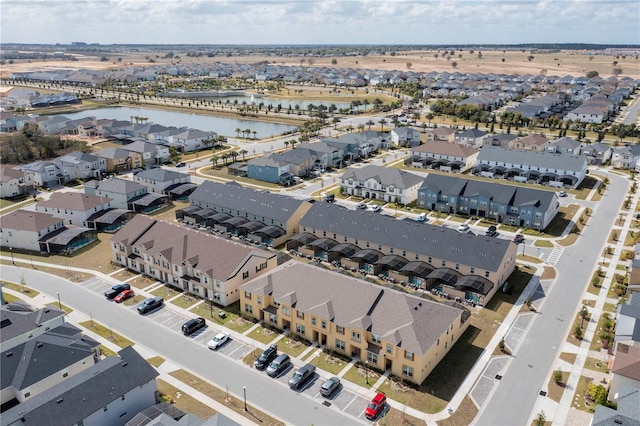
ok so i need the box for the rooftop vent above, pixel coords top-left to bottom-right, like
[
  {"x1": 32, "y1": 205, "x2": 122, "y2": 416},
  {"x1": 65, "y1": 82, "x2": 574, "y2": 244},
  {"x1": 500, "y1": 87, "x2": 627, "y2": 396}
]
[
  {"x1": 56, "y1": 398, "x2": 63, "y2": 404},
  {"x1": 36, "y1": 343, "x2": 43, "y2": 348},
  {"x1": 6, "y1": 352, "x2": 13, "y2": 357},
  {"x1": 121, "y1": 362, "x2": 128, "y2": 367}
]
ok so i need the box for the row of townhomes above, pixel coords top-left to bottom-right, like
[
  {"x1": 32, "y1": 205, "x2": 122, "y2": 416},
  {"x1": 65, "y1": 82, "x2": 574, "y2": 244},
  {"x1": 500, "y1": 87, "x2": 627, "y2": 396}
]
[
  {"x1": 0, "y1": 301, "x2": 159, "y2": 426},
  {"x1": 240, "y1": 261, "x2": 470, "y2": 385},
  {"x1": 111, "y1": 215, "x2": 279, "y2": 306}
]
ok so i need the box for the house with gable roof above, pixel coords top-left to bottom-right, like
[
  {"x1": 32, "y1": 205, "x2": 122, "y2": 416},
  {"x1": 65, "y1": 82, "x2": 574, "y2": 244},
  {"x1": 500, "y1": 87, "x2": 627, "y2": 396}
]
[
  {"x1": 582, "y1": 142, "x2": 612, "y2": 165},
  {"x1": 546, "y1": 137, "x2": 583, "y2": 155},
  {"x1": 0, "y1": 167, "x2": 34, "y2": 199},
  {"x1": 454, "y1": 128, "x2": 489, "y2": 148},
  {"x1": 426, "y1": 127, "x2": 456, "y2": 143},
  {"x1": 390, "y1": 127, "x2": 421, "y2": 147},
  {"x1": 53, "y1": 151, "x2": 106, "y2": 180}
]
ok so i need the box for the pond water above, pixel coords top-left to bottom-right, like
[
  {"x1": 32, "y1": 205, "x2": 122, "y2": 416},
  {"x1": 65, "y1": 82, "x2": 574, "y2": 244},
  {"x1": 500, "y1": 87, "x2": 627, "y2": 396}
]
[
  {"x1": 203, "y1": 95, "x2": 353, "y2": 111},
  {"x1": 57, "y1": 106, "x2": 299, "y2": 139}
]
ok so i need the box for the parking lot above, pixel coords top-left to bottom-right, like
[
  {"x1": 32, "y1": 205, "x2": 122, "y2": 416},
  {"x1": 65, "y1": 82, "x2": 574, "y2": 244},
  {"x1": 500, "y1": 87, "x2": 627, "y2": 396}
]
[{"x1": 80, "y1": 276, "x2": 372, "y2": 421}]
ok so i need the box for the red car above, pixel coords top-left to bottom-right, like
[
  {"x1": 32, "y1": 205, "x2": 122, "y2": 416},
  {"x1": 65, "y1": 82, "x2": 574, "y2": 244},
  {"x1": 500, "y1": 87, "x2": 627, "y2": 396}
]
[
  {"x1": 364, "y1": 392, "x2": 386, "y2": 420},
  {"x1": 114, "y1": 289, "x2": 134, "y2": 303}
]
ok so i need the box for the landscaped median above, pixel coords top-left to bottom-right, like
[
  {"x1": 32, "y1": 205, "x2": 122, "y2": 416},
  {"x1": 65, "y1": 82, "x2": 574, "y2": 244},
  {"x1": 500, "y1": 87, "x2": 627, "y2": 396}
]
[{"x1": 79, "y1": 319, "x2": 134, "y2": 357}]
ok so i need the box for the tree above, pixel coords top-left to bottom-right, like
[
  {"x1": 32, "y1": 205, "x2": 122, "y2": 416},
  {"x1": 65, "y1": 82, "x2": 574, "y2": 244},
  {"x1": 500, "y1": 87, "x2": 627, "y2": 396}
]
[
  {"x1": 527, "y1": 55, "x2": 535, "y2": 62},
  {"x1": 451, "y1": 61, "x2": 458, "y2": 69},
  {"x1": 613, "y1": 67, "x2": 623, "y2": 76},
  {"x1": 553, "y1": 369, "x2": 563, "y2": 384},
  {"x1": 284, "y1": 140, "x2": 290, "y2": 150},
  {"x1": 574, "y1": 324, "x2": 583, "y2": 340},
  {"x1": 378, "y1": 118, "x2": 387, "y2": 132},
  {"x1": 406, "y1": 62, "x2": 412, "y2": 69},
  {"x1": 586, "y1": 70, "x2": 599, "y2": 78},
  {"x1": 331, "y1": 59, "x2": 337, "y2": 65},
  {"x1": 235, "y1": 128, "x2": 241, "y2": 138},
  {"x1": 534, "y1": 411, "x2": 546, "y2": 426},
  {"x1": 168, "y1": 146, "x2": 181, "y2": 164},
  {"x1": 580, "y1": 305, "x2": 589, "y2": 328},
  {"x1": 366, "y1": 120, "x2": 375, "y2": 130},
  {"x1": 210, "y1": 155, "x2": 219, "y2": 168},
  {"x1": 252, "y1": 130, "x2": 257, "y2": 139},
  {"x1": 239, "y1": 149, "x2": 248, "y2": 161}
]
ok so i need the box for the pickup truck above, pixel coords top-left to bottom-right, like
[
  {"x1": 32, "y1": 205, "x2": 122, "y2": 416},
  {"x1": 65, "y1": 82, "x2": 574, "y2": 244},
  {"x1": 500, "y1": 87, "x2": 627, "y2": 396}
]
[{"x1": 288, "y1": 363, "x2": 316, "y2": 389}]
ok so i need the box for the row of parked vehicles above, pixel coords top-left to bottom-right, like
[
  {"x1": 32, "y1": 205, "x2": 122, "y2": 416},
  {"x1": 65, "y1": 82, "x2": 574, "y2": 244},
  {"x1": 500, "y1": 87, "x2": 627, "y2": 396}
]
[{"x1": 105, "y1": 283, "x2": 387, "y2": 420}]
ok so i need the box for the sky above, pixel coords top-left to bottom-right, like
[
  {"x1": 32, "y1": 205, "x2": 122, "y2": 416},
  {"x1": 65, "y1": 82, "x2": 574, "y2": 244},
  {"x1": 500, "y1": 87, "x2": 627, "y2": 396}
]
[{"x1": 1, "y1": 0, "x2": 639, "y2": 45}]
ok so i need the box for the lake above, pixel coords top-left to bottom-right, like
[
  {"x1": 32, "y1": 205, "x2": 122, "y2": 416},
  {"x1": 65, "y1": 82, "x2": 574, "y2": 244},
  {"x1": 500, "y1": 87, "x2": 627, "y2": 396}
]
[
  {"x1": 203, "y1": 95, "x2": 353, "y2": 111},
  {"x1": 57, "y1": 106, "x2": 299, "y2": 139}
]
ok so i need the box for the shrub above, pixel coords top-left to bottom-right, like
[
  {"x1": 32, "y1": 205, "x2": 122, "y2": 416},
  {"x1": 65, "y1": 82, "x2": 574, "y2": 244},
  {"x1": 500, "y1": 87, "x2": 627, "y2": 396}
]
[
  {"x1": 553, "y1": 369, "x2": 563, "y2": 384},
  {"x1": 574, "y1": 324, "x2": 583, "y2": 339}
]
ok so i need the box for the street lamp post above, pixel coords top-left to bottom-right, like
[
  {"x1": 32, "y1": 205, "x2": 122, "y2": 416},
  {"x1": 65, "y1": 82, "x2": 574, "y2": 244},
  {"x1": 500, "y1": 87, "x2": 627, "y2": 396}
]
[
  {"x1": 10, "y1": 247, "x2": 15, "y2": 265},
  {"x1": 365, "y1": 361, "x2": 369, "y2": 385},
  {"x1": 243, "y1": 386, "x2": 247, "y2": 411},
  {"x1": 57, "y1": 292, "x2": 62, "y2": 310},
  {"x1": 209, "y1": 297, "x2": 214, "y2": 318}
]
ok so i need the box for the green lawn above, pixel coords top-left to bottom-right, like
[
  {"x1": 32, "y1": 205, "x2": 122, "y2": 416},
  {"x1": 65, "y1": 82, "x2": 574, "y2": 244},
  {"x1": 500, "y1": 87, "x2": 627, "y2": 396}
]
[
  {"x1": 1, "y1": 280, "x2": 40, "y2": 297},
  {"x1": 534, "y1": 240, "x2": 554, "y2": 248},
  {"x1": 170, "y1": 293, "x2": 201, "y2": 310},
  {"x1": 342, "y1": 364, "x2": 375, "y2": 390},
  {"x1": 146, "y1": 356, "x2": 166, "y2": 368},
  {"x1": 151, "y1": 285, "x2": 182, "y2": 299},
  {"x1": 277, "y1": 336, "x2": 312, "y2": 358},
  {"x1": 46, "y1": 302, "x2": 72, "y2": 314}
]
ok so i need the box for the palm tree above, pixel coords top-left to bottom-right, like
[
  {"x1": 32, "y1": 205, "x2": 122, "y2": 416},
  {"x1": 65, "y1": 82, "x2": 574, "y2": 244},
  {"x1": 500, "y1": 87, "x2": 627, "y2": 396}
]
[
  {"x1": 252, "y1": 130, "x2": 257, "y2": 139},
  {"x1": 244, "y1": 128, "x2": 251, "y2": 139},
  {"x1": 230, "y1": 151, "x2": 239, "y2": 163},
  {"x1": 378, "y1": 118, "x2": 387, "y2": 132},
  {"x1": 332, "y1": 117, "x2": 341, "y2": 129},
  {"x1": 239, "y1": 149, "x2": 248, "y2": 161},
  {"x1": 235, "y1": 128, "x2": 241, "y2": 138},
  {"x1": 210, "y1": 155, "x2": 219, "y2": 168},
  {"x1": 357, "y1": 123, "x2": 365, "y2": 132},
  {"x1": 284, "y1": 140, "x2": 290, "y2": 150},
  {"x1": 290, "y1": 140, "x2": 297, "y2": 149},
  {"x1": 221, "y1": 152, "x2": 230, "y2": 166},
  {"x1": 366, "y1": 120, "x2": 375, "y2": 130}
]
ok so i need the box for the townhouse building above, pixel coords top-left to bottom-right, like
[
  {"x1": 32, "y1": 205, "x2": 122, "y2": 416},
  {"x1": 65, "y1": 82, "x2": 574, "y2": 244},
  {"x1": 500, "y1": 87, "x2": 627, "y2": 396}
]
[
  {"x1": 85, "y1": 177, "x2": 169, "y2": 213},
  {"x1": 133, "y1": 168, "x2": 193, "y2": 195},
  {"x1": 292, "y1": 203, "x2": 517, "y2": 305},
  {"x1": 36, "y1": 192, "x2": 113, "y2": 227},
  {"x1": 475, "y1": 146, "x2": 588, "y2": 188},
  {"x1": 508, "y1": 134, "x2": 549, "y2": 152},
  {"x1": 408, "y1": 141, "x2": 479, "y2": 173},
  {"x1": 240, "y1": 261, "x2": 469, "y2": 385},
  {"x1": 0, "y1": 167, "x2": 33, "y2": 199},
  {"x1": 111, "y1": 216, "x2": 278, "y2": 306},
  {"x1": 425, "y1": 127, "x2": 455, "y2": 143},
  {"x1": 454, "y1": 128, "x2": 489, "y2": 148},
  {"x1": 182, "y1": 180, "x2": 313, "y2": 247},
  {"x1": 339, "y1": 165, "x2": 424, "y2": 205},
  {"x1": 53, "y1": 151, "x2": 107, "y2": 181},
  {"x1": 417, "y1": 174, "x2": 559, "y2": 230}
]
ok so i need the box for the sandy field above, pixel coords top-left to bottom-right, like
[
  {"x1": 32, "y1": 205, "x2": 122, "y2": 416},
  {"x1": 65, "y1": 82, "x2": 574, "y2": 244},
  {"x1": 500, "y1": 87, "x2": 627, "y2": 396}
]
[{"x1": 2, "y1": 49, "x2": 639, "y2": 79}]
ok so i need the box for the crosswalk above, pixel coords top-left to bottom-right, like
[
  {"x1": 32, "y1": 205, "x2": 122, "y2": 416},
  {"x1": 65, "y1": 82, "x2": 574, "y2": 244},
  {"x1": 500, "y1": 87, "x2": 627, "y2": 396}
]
[{"x1": 546, "y1": 247, "x2": 565, "y2": 265}]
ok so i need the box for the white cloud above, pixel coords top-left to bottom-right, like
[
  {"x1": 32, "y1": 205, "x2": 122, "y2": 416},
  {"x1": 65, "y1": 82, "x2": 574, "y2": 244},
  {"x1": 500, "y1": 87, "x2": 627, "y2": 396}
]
[{"x1": 0, "y1": 0, "x2": 638, "y2": 44}]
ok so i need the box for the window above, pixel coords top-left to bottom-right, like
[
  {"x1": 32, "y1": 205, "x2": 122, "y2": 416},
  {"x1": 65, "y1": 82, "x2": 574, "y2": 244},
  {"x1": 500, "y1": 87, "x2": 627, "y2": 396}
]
[
  {"x1": 390, "y1": 247, "x2": 394, "y2": 254},
  {"x1": 244, "y1": 291, "x2": 251, "y2": 300},
  {"x1": 296, "y1": 324, "x2": 305, "y2": 334},
  {"x1": 378, "y1": 244, "x2": 382, "y2": 250},
  {"x1": 121, "y1": 395, "x2": 125, "y2": 401},
  {"x1": 405, "y1": 350, "x2": 414, "y2": 361},
  {"x1": 402, "y1": 365, "x2": 414, "y2": 377},
  {"x1": 245, "y1": 304, "x2": 253, "y2": 314},
  {"x1": 336, "y1": 339, "x2": 345, "y2": 351},
  {"x1": 470, "y1": 267, "x2": 475, "y2": 274},
  {"x1": 256, "y1": 262, "x2": 267, "y2": 273},
  {"x1": 441, "y1": 260, "x2": 446, "y2": 267},
  {"x1": 367, "y1": 352, "x2": 378, "y2": 363},
  {"x1": 402, "y1": 250, "x2": 406, "y2": 257},
  {"x1": 269, "y1": 314, "x2": 277, "y2": 324},
  {"x1": 321, "y1": 320, "x2": 327, "y2": 329},
  {"x1": 243, "y1": 271, "x2": 249, "y2": 279},
  {"x1": 485, "y1": 271, "x2": 490, "y2": 278},
  {"x1": 297, "y1": 311, "x2": 304, "y2": 320},
  {"x1": 386, "y1": 344, "x2": 393, "y2": 354},
  {"x1": 24, "y1": 392, "x2": 31, "y2": 398},
  {"x1": 428, "y1": 256, "x2": 432, "y2": 263},
  {"x1": 455, "y1": 263, "x2": 460, "y2": 271},
  {"x1": 336, "y1": 325, "x2": 344, "y2": 334},
  {"x1": 311, "y1": 317, "x2": 317, "y2": 326},
  {"x1": 282, "y1": 306, "x2": 290, "y2": 316},
  {"x1": 344, "y1": 236, "x2": 348, "y2": 242},
  {"x1": 372, "y1": 334, "x2": 381, "y2": 344},
  {"x1": 351, "y1": 331, "x2": 361, "y2": 342},
  {"x1": 62, "y1": 372, "x2": 68, "y2": 378},
  {"x1": 256, "y1": 296, "x2": 262, "y2": 305}
]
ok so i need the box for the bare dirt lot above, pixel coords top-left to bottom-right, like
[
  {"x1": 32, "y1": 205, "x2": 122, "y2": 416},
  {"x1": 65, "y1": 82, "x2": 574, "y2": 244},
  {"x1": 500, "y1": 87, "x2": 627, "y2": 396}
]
[{"x1": 2, "y1": 49, "x2": 638, "y2": 79}]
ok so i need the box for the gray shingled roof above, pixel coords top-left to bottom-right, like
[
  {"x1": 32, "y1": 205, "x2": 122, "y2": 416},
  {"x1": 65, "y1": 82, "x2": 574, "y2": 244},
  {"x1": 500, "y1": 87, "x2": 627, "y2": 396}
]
[
  {"x1": 592, "y1": 386, "x2": 640, "y2": 426},
  {"x1": 477, "y1": 146, "x2": 587, "y2": 172},
  {"x1": 0, "y1": 303, "x2": 65, "y2": 344},
  {"x1": 2, "y1": 347, "x2": 159, "y2": 426},
  {"x1": 189, "y1": 181, "x2": 309, "y2": 224},
  {"x1": 1, "y1": 322, "x2": 99, "y2": 392},
  {"x1": 85, "y1": 177, "x2": 147, "y2": 195},
  {"x1": 135, "y1": 168, "x2": 188, "y2": 182},
  {"x1": 340, "y1": 165, "x2": 424, "y2": 190},
  {"x1": 299, "y1": 203, "x2": 513, "y2": 272},
  {"x1": 241, "y1": 261, "x2": 464, "y2": 354}
]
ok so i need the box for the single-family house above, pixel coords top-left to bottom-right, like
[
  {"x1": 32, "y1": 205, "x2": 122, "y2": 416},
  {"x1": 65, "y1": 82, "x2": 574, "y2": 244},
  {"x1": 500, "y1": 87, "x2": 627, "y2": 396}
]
[
  {"x1": 582, "y1": 142, "x2": 612, "y2": 165},
  {"x1": 95, "y1": 147, "x2": 143, "y2": 173},
  {"x1": 167, "y1": 129, "x2": 217, "y2": 152},
  {"x1": 53, "y1": 151, "x2": 106, "y2": 181},
  {"x1": 608, "y1": 343, "x2": 640, "y2": 403},
  {"x1": 592, "y1": 386, "x2": 640, "y2": 425},
  {"x1": 611, "y1": 145, "x2": 640, "y2": 171},
  {"x1": 390, "y1": 127, "x2": 421, "y2": 147},
  {"x1": 247, "y1": 156, "x2": 293, "y2": 185},
  {"x1": 508, "y1": 134, "x2": 549, "y2": 152},
  {"x1": 120, "y1": 140, "x2": 170, "y2": 165},
  {"x1": 426, "y1": 127, "x2": 456, "y2": 143},
  {"x1": 615, "y1": 292, "x2": 640, "y2": 347},
  {"x1": 133, "y1": 168, "x2": 193, "y2": 197},
  {"x1": 454, "y1": 128, "x2": 489, "y2": 148},
  {"x1": 546, "y1": 137, "x2": 583, "y2": 155},
  {"x1": 14, "y1": 161, "x2": 63, "y2": 188},
  {"x1": 36, "y1": 192, "x2": 113, "y2": 227},
  {"x1": 0, "y1": 167, "x2": 34, "y2": 199},
  {"x1": 84, "y1": 177, "x2": 168, "y2": 213}
]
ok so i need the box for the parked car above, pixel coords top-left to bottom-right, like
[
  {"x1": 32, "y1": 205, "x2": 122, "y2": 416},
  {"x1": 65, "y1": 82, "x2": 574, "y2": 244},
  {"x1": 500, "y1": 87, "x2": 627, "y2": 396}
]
[
  {"x1": 558, "y1": 190, "x2": 567, "y2": 197},
  {"x1": 369, "y1": 205, "x2": 382, "y2": 213},
  {"x1": 323, "y1": 194, "x2": 335, "y2": 203},
  {"x1": 288, "y1": 363, "x2": 316, "y2": 389},
  {"x1": 416, "y1": 212, "x2": 428, "y2": 222},
  {"x1": 105, "y1": 283, "x2": 131, "y2": 299},
  {"x1": 175, "y1": 162, "x2": 186, "y2": 167},
  {"x1": 254, "y1": 344, "x2": 278, "y2": 370},
  {"x1": 182, "y1": 317, "x2": 206, "y2": 335},
  {"x1": 365, "y1": 392, "x2": 387, "y2": 420},
  {"x1": 485, "y1": 225, "x2": 497, "y2": 237},
  {"x1": 266, "y1": 353, "x2": 291, "y2": 378},
  {"x1": 113, "y1": 289, "x2": 134, "y2": 303},
  {"x1": 513, "y1": 234, "x2": 525, "y2": 244},
  {"x1": 457, "y1": 223, "x2": 470, "y2": 232},
  {"x1": 320, "y1": 377, "x2": 341, "y2": 397},
  {"x1": 137, "y1": 296, "x2": 164, "y2": 314},
  {"x1": 357, "y1": 202, "x2": 367, "y2": 210},
  {"x1": 207, "y1": 331, "x2": 230, "y2": 350}
]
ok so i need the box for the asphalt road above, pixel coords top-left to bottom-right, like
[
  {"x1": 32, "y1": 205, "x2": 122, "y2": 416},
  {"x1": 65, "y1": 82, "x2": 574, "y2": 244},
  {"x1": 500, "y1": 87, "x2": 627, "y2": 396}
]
[
  {"x1": 1, "y1": 266, "x2": 364, "y2": 426},
  {"x1": 475, "y1": 171, "x2": 629, "y2": 426}
]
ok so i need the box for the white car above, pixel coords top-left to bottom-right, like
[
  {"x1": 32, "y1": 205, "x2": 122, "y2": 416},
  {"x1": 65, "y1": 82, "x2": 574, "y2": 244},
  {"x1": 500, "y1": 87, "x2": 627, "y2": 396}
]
[
  {"x1": 369, "y1": 205, "x2": 382, "y2": 213},
  {"x1": 207, "y1": 332, "x2": 230, "y2": 350},
  {"x1": 457, "y1": 223, "x2": 470, "y2": 232}
]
